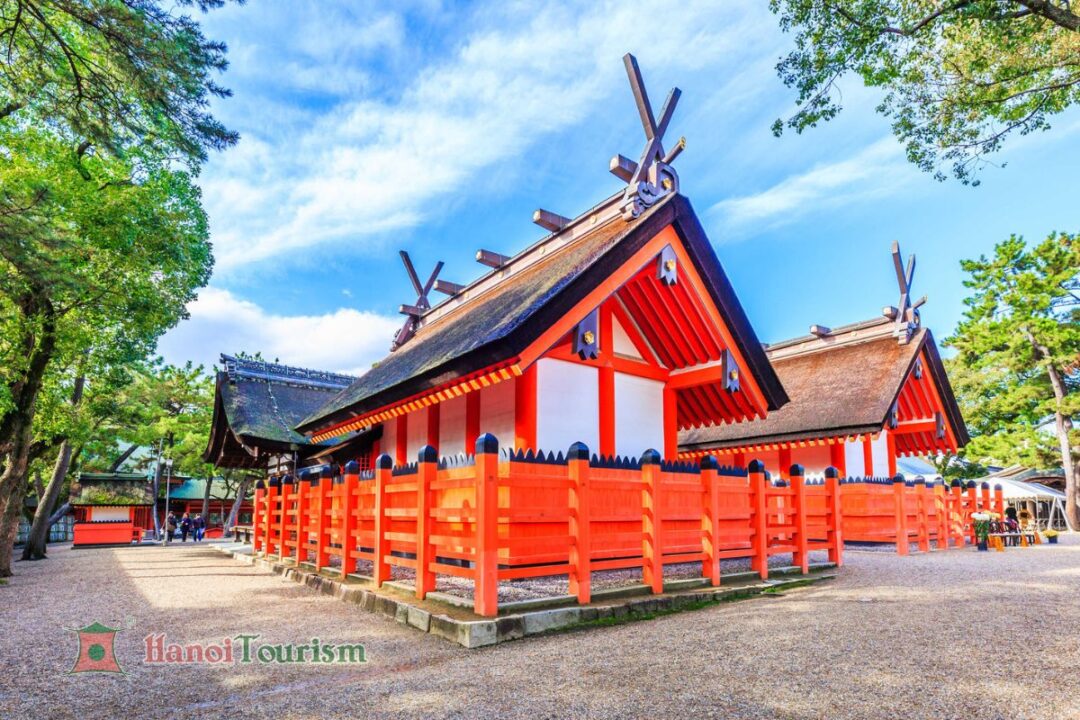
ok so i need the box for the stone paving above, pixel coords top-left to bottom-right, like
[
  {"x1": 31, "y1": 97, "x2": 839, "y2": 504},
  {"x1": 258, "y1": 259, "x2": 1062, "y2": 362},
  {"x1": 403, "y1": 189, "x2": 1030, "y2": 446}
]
[{"x1": 2, "y1": 537, "x2": 1077, "y2": 719}]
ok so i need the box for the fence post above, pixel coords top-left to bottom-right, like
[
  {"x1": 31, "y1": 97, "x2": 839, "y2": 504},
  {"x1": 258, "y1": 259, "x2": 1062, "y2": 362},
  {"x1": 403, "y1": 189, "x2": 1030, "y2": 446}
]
[
  {"x1": 278, "y1": 474, "x2": 292, "y2": 561},
  {"x1": 966, "y1": 481, "x2": 978, "y2": 544},
  {"x1": 315, "y1": 467, "x2": 333, "y2": 570},
  {"x1": 264, "y1": 476, "x2": 278, "y2": 556},
  {"x1": 295, "y1": 471, "x2": 311, "y2": 564},
  {"x1": 790, "y1": 464, "x2": 810, "y2": 574},
  {"x1": 341, "y1": 461, "x2": 359, "y2": 578},
  {"x1": 749, "y1": 459, "x2": 769, "y2": 580},
  {"x1": 915, "y1": 478, "x2": 930, "y2": 553},
  {"x1": 949, "y1": 480, "x2": 964, "y2": 546},
  {"x1": 824, "y1": 467, "x2": 843, "y2": 566},
  {"x1": 253, "y1": 479, "x2": 266, "y2": 553},
  {"x1": 373, "y1": 454, "x2": 392, "y2": 586},
  {"x1": 568, "y1": 442, "x2": 592, "y2": 604},
  {"x1": 416, "y1": 446, "x2": 437, "y2": 600},
  {"x1": 994, "y1": 484, "x2": 1004, "y2": 517},
  {"x1": 892, "y1": 476, "x2": 910, "y2": 556},
  {"x1": 980, "y1": 481, "x2": 992, "y2": 515},
  {"x1": 700, "y1": 455, "x2": 721, "y2": 587},
  {"x1": 933, "y1": 481, "x2": 947, "y2": 550},
  {"x1": 474, "y1": 433, "x2": 500, "y2": 617},
  {"x1": 641, "y1": 449, "x2": 664, "y2": 594}
]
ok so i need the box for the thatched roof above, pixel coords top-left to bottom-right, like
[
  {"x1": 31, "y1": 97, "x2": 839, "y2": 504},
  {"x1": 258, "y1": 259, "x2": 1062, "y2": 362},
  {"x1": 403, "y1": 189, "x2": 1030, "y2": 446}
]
[
  {"x1": 679, "y1": 321, "x2": 968, "y2": 451},
  {"x1": 298, "y1": 194, "x2": 787, "y2": 436},
  {"x1": 203, "y1": 356, "x2": 357, "y2": 469}
]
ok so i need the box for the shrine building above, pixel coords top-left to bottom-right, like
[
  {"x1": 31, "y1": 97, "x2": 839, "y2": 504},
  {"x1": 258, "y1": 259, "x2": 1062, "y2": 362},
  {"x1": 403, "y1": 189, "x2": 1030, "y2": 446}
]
[{"x1": 678, "y1": 244, "x2": 969, "y2": 478}]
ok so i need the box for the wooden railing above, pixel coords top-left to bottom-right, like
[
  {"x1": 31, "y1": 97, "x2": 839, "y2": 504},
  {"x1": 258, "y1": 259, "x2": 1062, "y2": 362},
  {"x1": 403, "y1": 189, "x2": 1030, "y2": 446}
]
[
  {"x1": 251, "y1": 435, "x2": 844, "y2": 617},
  {"x1": 839, "y1": 478, "x2": 1004, "y2": 554}
]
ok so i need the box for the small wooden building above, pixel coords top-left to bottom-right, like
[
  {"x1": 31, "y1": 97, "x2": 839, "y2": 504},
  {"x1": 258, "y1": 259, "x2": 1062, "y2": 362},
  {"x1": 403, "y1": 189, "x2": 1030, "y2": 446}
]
[
  {"x1": 678, "y1": 246, "x2": 969, "y2": 479},
  {"x1": 71, "y1": 473, "x2": 154, "y2": 546},
  {"x1": 204, "y1": 354, "x2": 365, "y2": 473}
]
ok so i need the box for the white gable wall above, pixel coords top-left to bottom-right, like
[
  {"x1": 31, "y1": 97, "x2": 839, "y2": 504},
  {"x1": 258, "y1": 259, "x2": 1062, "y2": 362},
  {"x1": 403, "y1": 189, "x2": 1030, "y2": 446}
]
[
  {"x1": 536, "y1": 358, "x2": 599, "y2": 453},
  {"x1": 480, "y1": 379, "x2": 515, "y2": 449},
  {"x1": 439, "y1": 395, "x2": 467, "y2": 455},
  {"x1": 613, "y1": 372, "x2": 664, "y2": 457}
]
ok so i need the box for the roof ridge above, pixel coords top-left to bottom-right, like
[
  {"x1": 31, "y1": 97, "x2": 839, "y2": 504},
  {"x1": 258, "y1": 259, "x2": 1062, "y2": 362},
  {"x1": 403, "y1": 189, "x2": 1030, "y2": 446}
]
[{"x1": 221, "y1": 354, "x2": 356, "y2": 391}]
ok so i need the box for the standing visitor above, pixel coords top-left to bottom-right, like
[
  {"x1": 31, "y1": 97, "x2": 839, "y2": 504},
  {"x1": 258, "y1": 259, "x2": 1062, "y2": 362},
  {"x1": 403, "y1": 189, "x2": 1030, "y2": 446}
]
[
  {"x1": 194, "y1": 514, "x2": 205, "y2": 542},
  {"x1": 180, "y1": 513, "x2": 191, "y2": 542},
  {"x1": 166, "y1": 513, "x2": 177, "y2": 544}
]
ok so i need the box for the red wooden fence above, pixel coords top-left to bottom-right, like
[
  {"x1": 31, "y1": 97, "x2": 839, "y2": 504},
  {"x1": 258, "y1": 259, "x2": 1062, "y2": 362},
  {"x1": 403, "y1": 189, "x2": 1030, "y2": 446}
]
[
  {"x1": 251, "y1": 435, "x2": 843, "y2": 617},
  {"x1": 839, "y1": 478, "x2": 1004, "y2": 554}
]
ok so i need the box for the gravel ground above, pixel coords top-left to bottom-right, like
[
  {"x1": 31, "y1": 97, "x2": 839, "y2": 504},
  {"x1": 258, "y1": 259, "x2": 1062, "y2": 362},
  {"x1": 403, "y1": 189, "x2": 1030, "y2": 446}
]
[{"x1": 2, "y1": 537, "x2": 1078, "y2": 720}]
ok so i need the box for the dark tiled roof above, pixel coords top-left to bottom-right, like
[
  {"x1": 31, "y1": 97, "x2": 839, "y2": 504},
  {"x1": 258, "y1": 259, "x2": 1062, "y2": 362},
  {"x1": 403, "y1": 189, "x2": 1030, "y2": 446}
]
[
  {"x1": 204, "y1": 356, "x2": 357, "y2": 467},
  {"x1": 297, "y1": 194, "x2": 788, "y2": 434},
  {"x1": 679, "y1": 326, "x2": 966, "y2": 450}
]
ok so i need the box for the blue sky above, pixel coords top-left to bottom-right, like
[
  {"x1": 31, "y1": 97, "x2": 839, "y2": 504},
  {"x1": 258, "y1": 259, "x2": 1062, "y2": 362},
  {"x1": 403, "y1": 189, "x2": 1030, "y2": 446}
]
[{"x1": 157, "y1": 0, "x2": 1080, "y2": 375}]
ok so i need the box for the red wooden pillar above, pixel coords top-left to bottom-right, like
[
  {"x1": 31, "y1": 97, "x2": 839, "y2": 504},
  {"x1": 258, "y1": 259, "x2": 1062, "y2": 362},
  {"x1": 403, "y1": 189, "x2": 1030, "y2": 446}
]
[
  {"x1": 514, "y1": 365, "x2": 537, "y2": 452},
  {"x1": 662, "y1": 386, "x2": 678, "y2": 460},
  {"x1": 980, "y1": 482, "x2": 992, "y2": 514},
  {"x1": 253, "y1": 480, "x2": 265, "y2": 553},
  {"x1": 598, "y1": 366, "x2": 615, "y2": 457},
  {"x1": 893, "y1": 476, "x2": 909, "y2": 556},
  {"x1": 373, "y1": 455, "x2": 391, "y2": 586},
  {"x1": 885, "y1": 431, "x2": 898, "y2": 478},
  {"x1": 829, "y1": 442, "x2": 846, "y2": 478},
  {"x1": 915, "y1": 479, "x2": 930, "y2": 553},
  {"x1": 641, "y1": 449, "x2": 664, "y2": 594},
  {"x1": 993, "y1": 484, "x2": 1004, "y2": 517},
  {"x1": 966, "y1": 481, "x2": 978, "y2": 544},
  {"x1": 567, "y1": 442, "x2": 592, "y2": 604},
  {"x1": 315, "y1": 467, "x2": 333, "y2": 570},
  {"x1": 701, "y1": 455, "x2": 721, "y2": 586},
  {"x1": 749, "y1": 459, "x2": 769, "y2": 580},
  {"x1": 395, "y1": 414, "x2": 408, "y2": 466},
  {"x1": 474, "y1": 434, "x2": 500, "y2": 617},
  {"x1": 862, "y1": 437, "x2": 875, "y2": 477},
  {"x1": 465, "y1": 391, "x2": 481, "y2": 454},
  {"x1": 277, "y1": 475, "x2": 291, "y2": 560},
  {"x1": 934, "y1": 481, "x2": 948, "y2": 550},
  {"x1": 341, "y1": 461, "x2": 360, "y2": 577},
  {"x1": 415, "y1": 446, "x2": 437, "y2": 600},
  {"x1": 426, "y1": 403, "x2": 440, "y2": 451},
  {"x1": 824, "y1": 466, "x2": 843, "y2": 566},
  {"x1": 295, "y1": 473, "x2": 310, "y2": 564},
  {"x1": 951, "y1": 481, "x2": 966, "y2": 546},
  {"x1": 790, "y1": 464, "x2": 809, "y2": 573}
]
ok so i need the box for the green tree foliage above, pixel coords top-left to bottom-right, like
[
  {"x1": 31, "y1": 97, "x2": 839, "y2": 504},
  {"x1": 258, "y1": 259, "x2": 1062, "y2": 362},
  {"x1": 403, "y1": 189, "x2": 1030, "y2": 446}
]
[
  {"x1": 0, "y1": 0, "x2": 239, "y2": 164},
  {"x1": 946, "y1": 232, "x2": 1079, "y2": 525},
  {"x1": 0, "y1": 0, "x2": 233, "y2": 575},
  {"x1": 769, "y1": 1, "x2": 1080, "y2": 182}
]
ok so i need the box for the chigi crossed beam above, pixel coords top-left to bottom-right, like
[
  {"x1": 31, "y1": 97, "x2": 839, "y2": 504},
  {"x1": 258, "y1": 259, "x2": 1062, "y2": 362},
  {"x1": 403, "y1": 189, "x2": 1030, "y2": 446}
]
[
  {"x1": 391, "y1": 251, "x2": 444, "y2": 352},
  {"x1": 882, "y1": 241, "x2": 927, "y2": 345}
]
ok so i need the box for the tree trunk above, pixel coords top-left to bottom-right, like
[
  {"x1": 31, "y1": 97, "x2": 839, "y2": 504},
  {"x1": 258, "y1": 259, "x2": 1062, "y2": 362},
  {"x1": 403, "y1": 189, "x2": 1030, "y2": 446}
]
[
  {"x1": 22, "y1": 442, "x2": 73, "y2": 560},
  {"x1": 224, "y1": 476, "x2": 252, "y2": 534},
  {"x1": 201, "y1": 476, "x2": 212, "y2": 519},
  {"x1": 1044, "y1": 362, "x2": 1079, "y2": 530},
  {"x1": 22, "y1": 376, "x2": 85, "y2": 561},
  {"x1": 0, "y1": 291, "x2": 57, "y2": 576},
  {"x1": 108, "y1": 444, "x2": 138, "y2": 472}
]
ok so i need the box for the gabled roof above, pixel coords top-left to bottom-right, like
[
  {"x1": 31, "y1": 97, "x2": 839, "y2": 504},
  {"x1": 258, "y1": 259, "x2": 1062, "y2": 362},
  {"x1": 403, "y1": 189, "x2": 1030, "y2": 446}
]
[
  {"x1": 679, "y1": 319, "x2": 968, "y2": 452},
  {"x1": 297, "y1": 194, "x2": 788, "y2": 435},
  {"x1": 204, "y1": 355, "x2": 357, "y2": 468},
  {"x1": 71, "y1": 473, "x2": 154, "y2": 507}
]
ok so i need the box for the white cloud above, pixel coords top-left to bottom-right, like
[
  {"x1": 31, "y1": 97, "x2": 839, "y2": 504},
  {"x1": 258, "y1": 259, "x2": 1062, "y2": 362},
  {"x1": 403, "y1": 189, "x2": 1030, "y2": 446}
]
[
  {"x1": 156, "y1": 288, "x2": 400, "y2": 375},
  {"x1": 710, "y1": 137, "x2": 915, "y2": 233},
  {"x1": 201, "y1": 1, "x2": 775, "y2": 272}
]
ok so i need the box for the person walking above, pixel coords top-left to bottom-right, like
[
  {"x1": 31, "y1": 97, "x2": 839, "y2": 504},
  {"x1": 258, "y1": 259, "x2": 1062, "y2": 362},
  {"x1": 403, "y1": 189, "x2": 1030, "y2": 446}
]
[
  {"x1": 166, "y1": 512, "x2": 177, "y2": 544},
  {"x1": 194, "y1": 514, "x2": 205, "y2": 542},
  {"x1": 180, "y1": 513, "x2": 191, "y2": 542}
]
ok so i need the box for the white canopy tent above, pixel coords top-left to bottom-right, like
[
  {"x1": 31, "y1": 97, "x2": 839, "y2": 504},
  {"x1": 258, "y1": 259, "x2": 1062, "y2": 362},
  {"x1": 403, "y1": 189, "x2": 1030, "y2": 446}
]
[{"x1": 981, "y1": 476, "x2": 1068, "y2": 530}]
